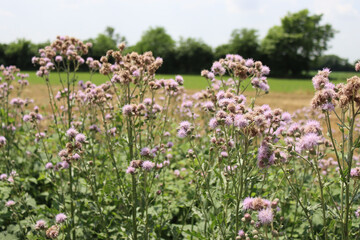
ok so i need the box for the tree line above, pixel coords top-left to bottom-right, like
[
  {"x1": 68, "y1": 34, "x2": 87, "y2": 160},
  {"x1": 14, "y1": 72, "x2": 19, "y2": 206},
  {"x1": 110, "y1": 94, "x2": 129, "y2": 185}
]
[{"x1": 0, "y1": 9, "x2": 357, "y2": 76}]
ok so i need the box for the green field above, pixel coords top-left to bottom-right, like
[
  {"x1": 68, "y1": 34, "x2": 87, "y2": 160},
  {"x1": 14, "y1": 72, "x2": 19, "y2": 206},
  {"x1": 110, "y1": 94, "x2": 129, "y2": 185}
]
[{"x1": 25, "y1": 71, "x2": 360, "y2": 93}]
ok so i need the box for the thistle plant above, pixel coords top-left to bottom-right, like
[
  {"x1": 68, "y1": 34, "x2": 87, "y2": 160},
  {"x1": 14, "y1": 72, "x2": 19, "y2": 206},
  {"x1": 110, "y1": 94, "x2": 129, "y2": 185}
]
[{"x1": 2, "y1": 35, "x2": 360, "y2": 239}]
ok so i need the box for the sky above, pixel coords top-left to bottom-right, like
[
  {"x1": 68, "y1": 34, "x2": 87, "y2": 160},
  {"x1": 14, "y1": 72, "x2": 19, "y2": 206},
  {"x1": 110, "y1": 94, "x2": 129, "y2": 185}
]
[{"x1": 0, "y1": 0, "x2": 359, "y2": 62}]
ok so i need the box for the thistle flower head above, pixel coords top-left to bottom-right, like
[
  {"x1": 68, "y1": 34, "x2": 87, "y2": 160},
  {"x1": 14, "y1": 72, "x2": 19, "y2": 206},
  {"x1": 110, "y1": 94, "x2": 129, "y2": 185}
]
[
  {"x1": 5, "y1": 200, "x2": 15, "y2": 207},
  {"x1": 142, "y1": 161, "x2": 155, "y2": 171},
  {"x1": 66, "y1": 127, "x2": 78, "y2": 138},
  {"x1": 55, "y1": 213, "x2": 67, "y2": 223},
  {"x1": 35, "y1": 220, "x2": 47, "y2": 230},
  {"x1": 258, "y1": 208, "x2": 274, "y2": 224},
  {"x1": 75, "y1": 133, "x2": 86, "y2": 143}
]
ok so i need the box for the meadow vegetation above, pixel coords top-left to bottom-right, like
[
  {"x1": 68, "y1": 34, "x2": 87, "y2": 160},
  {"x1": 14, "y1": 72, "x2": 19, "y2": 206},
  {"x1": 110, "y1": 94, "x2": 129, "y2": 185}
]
[{"x1": 1, "y1": 36, "x2": 360, "y2": 240}]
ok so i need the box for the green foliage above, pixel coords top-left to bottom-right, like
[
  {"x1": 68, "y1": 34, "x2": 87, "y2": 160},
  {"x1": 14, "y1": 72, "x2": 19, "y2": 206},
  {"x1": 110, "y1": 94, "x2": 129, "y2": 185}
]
[
  {"x1": 0, "y1": 10, "x2": 343, "y2": 77},
  {"x1": 129, "y1": 26, "x2": 176, "y2": 73},
  {"x1": 86, "y1": 26, "x2": 126, "y2": 59},
  {"x1": 175, "y1": 37, "x2": 214, "y2": 74},
  {"x1": 215, "y1": 28, "x2": 260, "y2": 59},
  {"x1": 0, "y1": 39, "x2": 48, "y2": 70},
  {"x1": 2, "y1": 37, "x2": 360, "y2": 239},
  {"x1": 261, "y1": 9, "x2": 336, "y2": 76},
  {"x1": 314, "y1": 54, "x2": 353, "y2": 71},
  {"x1": 131, "y1": 26, "x2": 175, "y2": 58}
]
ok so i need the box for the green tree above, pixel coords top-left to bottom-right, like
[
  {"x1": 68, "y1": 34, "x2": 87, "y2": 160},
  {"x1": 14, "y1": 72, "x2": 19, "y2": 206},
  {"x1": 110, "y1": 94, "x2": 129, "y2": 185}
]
[
  {"x1": 131, "y1": 26, "x2": 176, "y2": 73},
  {"x1": 314, "y1": 54, "x2": 353, "y2": 71},
  {"x1": 4, "y1": 39, "x2": 38, "y2": 69},
  {"x1": 215, "y1": 28, "x2": 259, "y2": 59},
  {"x1": 87, "y1": 26, "x2": 127, "y2": 58},
  {"x1": 261, "y1": 9, "x2": 336, "y2": 76},
  {"x1": 132, "y1": 26, "x2": 175, "y2": 57},
  {"x1": 0, "y1": 43, "x2": 7, "y2": 66},
  {"x1": 214, "y1": 43, "x2": 231, "y2": 59},
  {"x1": 175, "y1": 37, "x2": 214, "y2": 74}
]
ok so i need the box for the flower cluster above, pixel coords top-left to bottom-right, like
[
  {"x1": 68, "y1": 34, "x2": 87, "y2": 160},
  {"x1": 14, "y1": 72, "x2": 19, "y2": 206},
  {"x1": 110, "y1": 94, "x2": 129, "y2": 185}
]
[
  {"x1": 202, "y1": 57, "x2": 270, "y2": 92},
  {"x1": 126, "y1": 160, "x2": 156, "y2": 174},
  {"x1": 76, "y1": 81, "x2": 113, "y2": 105},
  {"x1": 177, "y1": 121, "x2": 193, "y2": 138},
  {"x1": 50, "y1": 128, "x2": 86, "y2": 170},
  {"x1": 32, "y1": 36, "x2": 91, "y2": 77},
  {"x1": 99, "y1": 44, "x2": 163, "y2": 82},
  {"x1": 240, "y1": 197, "x2": 280, "y2": 238},
  {"x1": 312, "y1": 66, "x2": 360, "y2": 110}
]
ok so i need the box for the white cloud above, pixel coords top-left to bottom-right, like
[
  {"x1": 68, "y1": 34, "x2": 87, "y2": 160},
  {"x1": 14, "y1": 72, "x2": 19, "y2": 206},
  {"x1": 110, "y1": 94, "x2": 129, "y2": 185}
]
[
  {"x1": 224, "y1": 0, "x2": 262, "y2": 13},
  {"x1": 312, "y1": 0, "x2": 359, "y2": 19},
  {"x1": 0, "y1": 9, "x2": 14, "y2": 17}
]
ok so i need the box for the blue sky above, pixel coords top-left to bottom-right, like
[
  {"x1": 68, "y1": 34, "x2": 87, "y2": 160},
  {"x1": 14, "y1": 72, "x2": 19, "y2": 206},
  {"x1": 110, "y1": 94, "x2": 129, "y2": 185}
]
[{"x1": 1, "y1": 0, "x2": 359, "y2": 62}]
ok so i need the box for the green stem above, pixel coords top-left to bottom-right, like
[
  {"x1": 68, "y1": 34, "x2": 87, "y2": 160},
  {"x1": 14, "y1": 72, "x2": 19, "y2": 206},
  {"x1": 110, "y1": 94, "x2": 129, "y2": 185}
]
[
  {"x1": 132, "y1": 174, "x2": 138, "y2": 240},
  {"x1": 344, "y1": 101, "x2": 355, "y2": 240}
]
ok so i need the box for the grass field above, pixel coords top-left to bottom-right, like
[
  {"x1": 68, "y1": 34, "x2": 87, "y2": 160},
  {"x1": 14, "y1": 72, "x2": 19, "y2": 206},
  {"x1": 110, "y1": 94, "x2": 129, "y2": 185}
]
[
  {"x1": 20, "y1": 71, "x2": 359, "y2": 113},
  {"x1": 25, "y1": 71, "x2": 360, "y2": 92}
]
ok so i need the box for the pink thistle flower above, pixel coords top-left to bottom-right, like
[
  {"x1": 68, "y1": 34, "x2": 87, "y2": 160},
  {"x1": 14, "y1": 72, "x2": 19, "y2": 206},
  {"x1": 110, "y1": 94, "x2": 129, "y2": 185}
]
[
  {"x1": 58, "y1": 149, "x2": 68, "y2": 157},
  {"x1": 356, "y1": 61, "x2": 360, "y2": 72},
  {"x1": 166, "y1": 142, "x2": 174, "y2": 148},
  {"x1": 86, "y1": 58, "x2": 94, "y2": 66},
  {"x1": 245, "y1": 58, "x2": 254, "y2": 67},
  {"x1": 281, "y1": 112, "x2": 292, "y2": 123},
  {"x1": 322, "y1": 103, "x2": 335, "y2": 111},
  {"x1": 220, "y1": 151, "x2": 228, "y2": 158},
  {"x1": 355, "y1": 208, "x2": 360, "y2": 218},
  {"x1": 0, "y1": 173, "x2": 7, "y2": 180},
  {"x1": 261, "y1": 65, "x2": 270, "y2": 75},
  {"x1": 258, "y1": 208, "x2": 273, "y2": 224},
  {"x1": 45, "y1": 162, "x2": 53, "y2": 170},
  {"x1": 126, "y1": 166, "x2": 136, "y2": 174},
  {"x1": 75, "y1": 133, "x2": 86, "y2": 143},
  {"x1": 132, "y1": 70, "x2": 140, "y2": 77},
  {"x1": 143, "y1": 98, "x2": 152, "y2": 105},
  {"x1": 66, "y1": 127, "x2": 78, "y2": 138},
  {"x1": 234, "y1": 114, "x2": 248, "y2": 128},
  {"x1": 7, "y1": 176, "x2": 14, "y2": 183},
  {"x1": 72, "y1": 154, "x2": 81, "y2": 160},
  {"x1": 238, "y1": 230, "x2": 245, "y2": 237},
  {"x1": 243, "y1": 197, "x2": 254, "y2": 210},
  {"x1": 211, "y1": 61, "x2": 226, "y2": 75},
  {"x1": 312, "y1": 74, "x2": 329, "y2": 90},
  {"x1": 224, "y1": 116, "x2": 233, "y2": 126},
  {"x1": 142, "y1": 161, "x2": 155, "y2": 171},
  {"x1": 0, "y1": 136, "x2": 6, "y2": 147},
  {"x1": 303, "y1": 120, "x2": 321, "y2": 134},
  {"x1": 55, "y1": 56, "x2": 63, "y2": 62},
  {"x1": 35, "y1": 220, "x2": 47, "y2": 230},
  {"x1": 122, "y1": 104, "x2": 133, "y2": 116},
  {"x1": 5, "y1": 200, "x2": 15, "y2": 207},
  {"x1": 23, "y1": 115, "x2": 31, "y2": 122},
  {"x1": 175, "y1": 75, "x2": 184, "y2": 85},
  {"x1": 177, "y1": 129, "x2": 187, "y2": 138},
  {"x1": 350, "y1": 167, "x2": 360, "y2": 178},
  {"x1": 207, "y1": 72, "x2": 215, "y2": 79},
  {"x1": 55, "y1": 213, "x2": 67, "y2": 223},
  {"x1": 140, "y1": 147, "x2": 150, "y2": 156},
  {"x1": 209, "y1": 118, "x2": 218, "y2": 129},
  {"x1": 299, "y1": 133, "x2": 322, "y2": 151},
  {"x1": 61, "y1": 161, "x2": 69, "y2": 169},
  {"x1": 203, "y1": 101, "x2": 215, "y2": 111},
  {"x1": 259, "y1": 82, "x2": 269, "y2": 92},
  {"x1": 179, "y1": 121, "x2": 191, "y2": 131}
]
